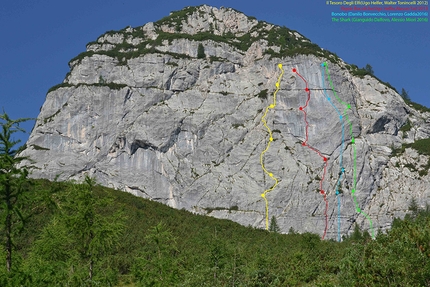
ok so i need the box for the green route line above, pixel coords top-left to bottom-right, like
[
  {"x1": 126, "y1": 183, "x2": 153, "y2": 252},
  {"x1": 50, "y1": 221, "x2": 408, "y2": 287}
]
[
  {"x1": 260, "y1": 63, "x2": 284, "y2": 230},
  {"x1": 323, "y1": 62, "x2": 375, "y2": 239}
]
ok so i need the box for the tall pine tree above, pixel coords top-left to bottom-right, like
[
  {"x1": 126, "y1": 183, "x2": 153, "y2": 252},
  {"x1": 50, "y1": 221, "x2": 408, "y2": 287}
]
[
  {"x1": 269, "y1": 216, "x2": 280, "y2": 233},
  {"x1": 0, "y1": 112, "x2": 32, "y2": 273},
  {"x1": 197, "y1": 43, "x2": 206, "y2": 59},
  {"x1": 26, "y1": 176, "x2": 126, "y2": 285}
]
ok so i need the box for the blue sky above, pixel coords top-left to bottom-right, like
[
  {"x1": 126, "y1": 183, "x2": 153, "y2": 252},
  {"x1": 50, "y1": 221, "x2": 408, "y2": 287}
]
[{"x1": 1, "y1": 0, "x2": 429, "y2": 144}]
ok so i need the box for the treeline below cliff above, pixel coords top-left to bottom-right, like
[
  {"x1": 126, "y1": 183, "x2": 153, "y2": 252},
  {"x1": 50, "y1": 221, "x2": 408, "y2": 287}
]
[{"x1": 0, "y1": 178, "x2": 428, "y2": 287}]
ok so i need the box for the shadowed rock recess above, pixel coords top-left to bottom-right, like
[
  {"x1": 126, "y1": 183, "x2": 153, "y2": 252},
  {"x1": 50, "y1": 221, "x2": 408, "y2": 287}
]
[{"x1": 22, "y1": 5, "x2": 430, "y2": 239}]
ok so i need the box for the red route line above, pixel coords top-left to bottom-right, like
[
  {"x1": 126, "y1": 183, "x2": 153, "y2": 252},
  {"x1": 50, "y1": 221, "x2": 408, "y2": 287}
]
[{"x1": 293, "y1": 67, "x2": 329, "y2": 240}]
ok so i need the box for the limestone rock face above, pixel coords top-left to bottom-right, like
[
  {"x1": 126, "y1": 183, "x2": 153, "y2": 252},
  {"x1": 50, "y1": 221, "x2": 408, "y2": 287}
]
[{"x1": 22, "y1": 5, "x2": 430, "y2": 239}]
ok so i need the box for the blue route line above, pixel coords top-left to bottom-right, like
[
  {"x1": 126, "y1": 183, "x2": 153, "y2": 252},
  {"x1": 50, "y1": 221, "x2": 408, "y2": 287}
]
[
  {"x1": 321, "y1": 62, "x2": 344, "y2": 242},
  {"x1": 320, "y1": 62, "x2": 375, "y2": 240}
]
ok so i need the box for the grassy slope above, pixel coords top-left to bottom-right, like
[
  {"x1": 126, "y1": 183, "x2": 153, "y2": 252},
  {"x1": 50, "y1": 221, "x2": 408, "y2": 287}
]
[{"x1": 6, "y1": 179, "x2": 429, "y2": 286}]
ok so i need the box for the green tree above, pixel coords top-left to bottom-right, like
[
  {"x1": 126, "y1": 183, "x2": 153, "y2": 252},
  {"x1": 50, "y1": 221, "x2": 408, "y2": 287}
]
[
  {"x1": 132, "y1": 222, "x2": 181, "y2": 286},
  {"x1": 349, "y1": 223, "x2": 363, "y2": 241},
  {"x1": 0, "y1": 113, "x2": 32, "y2": 273},
  {"x1": 26, "y1": 177, "x2": 126, "y2": 285},
  {"x1": 408, "y1": 197, "x2": 419, "y2": 217},
  {"x1": 98, "y1": 75, "x2": 105, "y2": 84},
  {"x1": 364, "y1": 64, "x2": 374, "y2": 75},
  {"x1": 269, "y1": 216, "x2": 280, "y2": 233},
  {"x1": 197, "y1": 43, "x2": 206, "y2": 59},
  {"x1": 401, "y1": 88, "x2": 411, "y2": 101}
]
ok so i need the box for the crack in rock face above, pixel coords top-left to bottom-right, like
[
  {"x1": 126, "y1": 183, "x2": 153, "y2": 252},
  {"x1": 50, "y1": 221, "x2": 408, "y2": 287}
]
[{"x1": 21, "y1": 5, "x2": 430, "y2": 239}]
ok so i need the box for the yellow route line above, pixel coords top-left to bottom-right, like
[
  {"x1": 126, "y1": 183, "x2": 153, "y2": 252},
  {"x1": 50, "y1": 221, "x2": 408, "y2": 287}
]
[{"x1": 260, "y1": 63, "x2": 284, "y2": 230}]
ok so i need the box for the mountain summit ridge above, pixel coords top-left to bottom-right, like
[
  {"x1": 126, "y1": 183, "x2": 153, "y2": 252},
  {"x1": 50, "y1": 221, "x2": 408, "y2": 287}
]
[{"x1": 22, "y1": 5, "x2": 430, "y2": 239}]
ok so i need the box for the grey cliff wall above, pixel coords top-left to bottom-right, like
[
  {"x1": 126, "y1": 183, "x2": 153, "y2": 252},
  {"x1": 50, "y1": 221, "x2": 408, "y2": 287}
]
[{"x1": 21, "y1": 5, "x2": 430, "y2": 239}]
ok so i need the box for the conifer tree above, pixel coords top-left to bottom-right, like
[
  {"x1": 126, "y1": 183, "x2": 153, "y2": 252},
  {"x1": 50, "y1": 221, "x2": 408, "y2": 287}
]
[
  {"x1": 350, "y1": 223, "x2": 363, "y2": 241},
  {"x1": 408, "y1": 197, "x2": 419, "y2": 219},
  {"x1": 197, "y1": 43, "x2": 206, "y2": 59},
  {"x1": 269, "y1": 216, "x2": 280, "y2": 233},
  {"x1": 401, "y1": 88, "x2": 411, "y2": 101},
  {"x1": 27, "y1": 176, "x2": 126, "y2": 284},
  {"x1": 132, "y1": 222, "x2": 181, "y2": 286},
  {"x1": 0, "y1": 112, "x2": 32, "y2": 272},
  {"x1": 364, "y1": 64, "x2": 374, "y2": 76}
]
